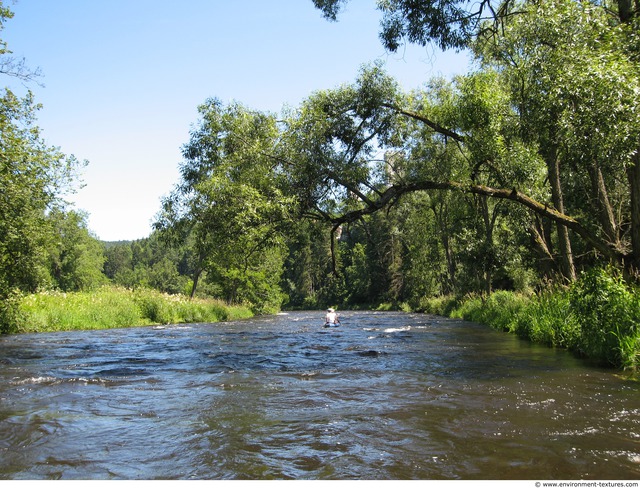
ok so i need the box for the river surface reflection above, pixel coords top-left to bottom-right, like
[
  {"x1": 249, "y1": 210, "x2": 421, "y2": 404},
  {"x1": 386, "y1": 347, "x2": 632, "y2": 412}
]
[{"x1": 0, "y1": 311, "x2": 639, "y2": 480}]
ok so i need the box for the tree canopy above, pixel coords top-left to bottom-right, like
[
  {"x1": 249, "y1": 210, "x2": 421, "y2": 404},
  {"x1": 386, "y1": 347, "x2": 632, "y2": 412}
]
[
  {"x1": 2, "y1": 0, "x2": 640, "y2": 325},
  {"x1": 153, "y1": 0, "x2": 640, "y2": 307}
]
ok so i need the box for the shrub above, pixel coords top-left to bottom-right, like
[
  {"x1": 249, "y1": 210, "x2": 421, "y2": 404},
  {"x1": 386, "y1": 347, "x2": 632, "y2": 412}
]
[
  {"x1": 413, "y1": 269, "x2": 640, "y2": 372},
  {"x1": 134, "y1": 289, "x2": 177, "y2": 324},
  {"x1": 412, "y1": 295, "x2": 461, "y2": 316},
  {"x1": 0, "y1": 290, "x2": 26, "y2": 334},
  {"x1": 569, "y1": 267, "x2": 640, "y2": 369}
]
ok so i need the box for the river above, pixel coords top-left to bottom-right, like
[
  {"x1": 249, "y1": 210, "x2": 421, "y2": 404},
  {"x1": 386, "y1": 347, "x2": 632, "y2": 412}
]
[{"x1": 0, "y1": 311, "x2": 638, "y2": 480}]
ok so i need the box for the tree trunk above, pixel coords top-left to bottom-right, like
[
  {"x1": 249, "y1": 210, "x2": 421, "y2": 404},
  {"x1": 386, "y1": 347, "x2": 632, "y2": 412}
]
[
  {"x1": 330, "y1": 180, "x2": 628, "y2": 268},
  {"x1": 618, "y1": 0, "x2": 640, "y2": 276},
  {"x1": 190, "y1": 267, "x2": 202, "y2": 299},
  {"x1": 546, "y1": 144, "x2": 577, "y2": 282},
  {"x1": 618, "y1": 0, "x2": 634, "y2": 23},
  {"x1": 478, "y1": 194, "x2": 494, "y2": 295},
  {"x1": 330, "y1": 223, "x2": 341, "y2": 276},
  {"x1": 627, "y1": 155, "x2": 640, "y2": 273},
  {"x1": 443, "y1": 231, "x2": 456, "y2": 294},
  {"x1": 588, "y1": 162, "x2": 620, "y2": 248},
  {"x1": 432, "y1": 202, "x2": 456, "y2": 294},
  {"x1": 528, "y1": 216, "x2": 555, "y2": 280}
]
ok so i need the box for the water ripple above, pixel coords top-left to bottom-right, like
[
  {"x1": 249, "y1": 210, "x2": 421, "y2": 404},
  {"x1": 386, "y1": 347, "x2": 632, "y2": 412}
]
[{"x1": 0, "y1": 311, "x2": 639, "y2": 480}]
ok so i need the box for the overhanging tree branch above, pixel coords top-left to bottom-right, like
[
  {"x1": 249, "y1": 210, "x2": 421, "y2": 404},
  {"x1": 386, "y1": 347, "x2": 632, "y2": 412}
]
[{"x1": 326, "y1": 180, "x2": 627, "y2": 265}]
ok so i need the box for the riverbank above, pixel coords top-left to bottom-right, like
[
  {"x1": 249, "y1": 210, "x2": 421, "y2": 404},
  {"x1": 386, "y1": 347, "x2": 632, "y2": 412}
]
[
  {"x1": 4, "y1": 286, "x2": 253, "y2": 334},
  {"x1": 412, "y1": 267, "x2": 640, "y2": 372},
  {"x1": 4, "y1": 268, "x2": 638, "y2": 373}
]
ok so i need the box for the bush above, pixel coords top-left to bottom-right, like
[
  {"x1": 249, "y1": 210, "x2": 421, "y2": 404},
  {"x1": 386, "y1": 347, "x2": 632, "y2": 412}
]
[
  {"x1": 412, "y1": 295, "x2": 461, "y2": 316},
  {"x1": 134, "y1": 289, "x2": 177, "y2": 324},
  {"x1": 569, "y1": 267, "x2": 640, "y2": 369},
  {"x1": 0, "y1": 290, "x2": 26, "y2": 334}
]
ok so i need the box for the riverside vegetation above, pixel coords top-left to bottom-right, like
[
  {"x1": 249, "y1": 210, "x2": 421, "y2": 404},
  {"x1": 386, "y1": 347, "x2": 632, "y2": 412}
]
[
  {"x1": 2, "y1": 1, "x2": 640, "y2": 372},
  {"x1": 5, "y1": 266, "x2": 639, "y2": 372},
  {"x1": 414, "y1": 267, "x2": 640, "y2": 371},
  {"x1": 9, "y1": 287, "x2": 253, "y2": 334}
]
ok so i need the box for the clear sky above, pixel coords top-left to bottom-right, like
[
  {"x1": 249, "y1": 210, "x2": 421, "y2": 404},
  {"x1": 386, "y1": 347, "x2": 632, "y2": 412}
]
[{"x1": 2, "y1": 0, "x2": 471, "y2": 242}]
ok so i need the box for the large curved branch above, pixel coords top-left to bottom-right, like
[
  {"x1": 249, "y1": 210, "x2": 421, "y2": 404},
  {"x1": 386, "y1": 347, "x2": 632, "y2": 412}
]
[
  {"x1": 328, "y1": 180, "x2": 627, "y2": 264},
  {"x1": 381, "y1": 103, "x2": 466, "y2": 142}
]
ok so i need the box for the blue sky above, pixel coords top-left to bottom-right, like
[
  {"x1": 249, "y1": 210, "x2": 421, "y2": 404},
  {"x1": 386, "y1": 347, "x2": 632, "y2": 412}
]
[{"x1": 3, "y1": 0, "x2": 470, "y2": 241}]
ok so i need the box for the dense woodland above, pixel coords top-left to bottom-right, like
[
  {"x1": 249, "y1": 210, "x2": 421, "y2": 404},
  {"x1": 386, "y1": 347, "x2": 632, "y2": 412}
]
[{"x1": 1, "y1": 0, "x2": 640, "y2": 366}]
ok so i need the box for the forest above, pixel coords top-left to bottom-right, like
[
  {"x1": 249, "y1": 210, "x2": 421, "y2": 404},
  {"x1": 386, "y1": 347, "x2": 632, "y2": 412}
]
[{"x1": 1, "y1": 0, "x2": 640, "y2": 370}]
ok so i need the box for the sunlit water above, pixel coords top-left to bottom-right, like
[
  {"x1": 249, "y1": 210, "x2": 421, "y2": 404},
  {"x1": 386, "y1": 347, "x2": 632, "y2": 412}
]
[{"x1": 0, "y1": 311, "x2": 639, "y2": 480}]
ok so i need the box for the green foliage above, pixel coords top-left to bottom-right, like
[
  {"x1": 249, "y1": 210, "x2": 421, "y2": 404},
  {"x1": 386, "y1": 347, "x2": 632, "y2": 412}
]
[
  {"x1": 512, "y1": 289, "x2": 579, "y2": 348},
  {"x1": 132, "y1": 288, "x2": 252, "y2": 324},
  {"x1": 569, "y1": 267, "x2": 640, "y2": 368},
  {"x1": 411, "y1": 295, "x2": 461, "y2": 316},
  {"x1": 46, "y1": 209, "x2": 108, "y2": 291},
  {"x1": 103, "y1": 243, "x2": 133, "y2": 280},
  {"x1": 281, "y1": 220, "x2": 332, "y2": 308},
  {"x1": 13, "y1": 286, "x2": 252, "y2": 333},
  {"x1": 450, "y1": 290, "x2": 529, "y2": 332},
  {"x1": 0, "y1": 89, "x2": 85, "y2": 298},
  {"x1": 343, "y1": 242, "x2": 371, "y2": 303},
  {"x1": 133, "y1": 289, "x2": 176, "y2": 324},
  {"x1": 155, "y1": 99, "x2": 294, "y2": 310},
  {"x1": 314, "y1": 0, "x2": 488, "y2": 50},
  {"x1": 4, "y1": 0, "x2": 640, "y2": 358},
  {"x1": 215, "y1": 266, "x2": 285, "y2": 315},
  {"x1": 0, "y1": 8, "x2": 88, "y2": 301},
  {"x1": 436, "y1": 268, "x2": 640, "y2": 370},
  {"x1": 0, "y1": 289, "x2": 26, "y2": 334},
  {"x1": 17, "y1": 288, "x2": 144, "y2": 332}
]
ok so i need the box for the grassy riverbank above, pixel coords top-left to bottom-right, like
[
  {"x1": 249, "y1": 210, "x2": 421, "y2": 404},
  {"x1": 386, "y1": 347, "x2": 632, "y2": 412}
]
[
  {"x1": 413, "y1": 267, "x2": 640, "y2": 372},
  {"x1": 4, "y1": 268, "x2": 638, "y2": 374},
  {"x1": 4, "y1": 286, "x2": 253, "y2": 334}
]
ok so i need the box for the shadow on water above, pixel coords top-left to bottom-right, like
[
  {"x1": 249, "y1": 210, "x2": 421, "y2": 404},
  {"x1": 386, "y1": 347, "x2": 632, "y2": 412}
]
[{"x1": 0, "y1": 310, "x2": 639, "y2": 480}]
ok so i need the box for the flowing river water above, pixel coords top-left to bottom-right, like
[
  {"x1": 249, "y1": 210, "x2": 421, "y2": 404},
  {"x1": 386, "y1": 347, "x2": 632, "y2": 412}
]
[{"x1": 0, "y1": 311, "x2": 639, "y2": 480}]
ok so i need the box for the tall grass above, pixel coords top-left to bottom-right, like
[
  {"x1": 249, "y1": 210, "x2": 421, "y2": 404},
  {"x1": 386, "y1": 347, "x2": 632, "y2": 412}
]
[
  {"x1": 449, "y1": 290, "x2": 529, "y2": 332},
  {"x1": 430, "y1": 268, "x2": 640, "y2": 372},
  {"x1": 12, "y1": 286, "x2": 253, "y2": 334},
  {"x1": 410, "y1": 295, "x2": 462, "y2": 316},
  {"x1": 511, "y1": 290, "x2": 580, "y2": 349},
  {"x1": 568, "y1": 267, "x2": 640, "y2": 370}
]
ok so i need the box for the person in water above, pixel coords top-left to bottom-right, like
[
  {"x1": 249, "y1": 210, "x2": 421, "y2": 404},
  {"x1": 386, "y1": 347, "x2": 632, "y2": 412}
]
[{"x1": 325, "y1": 308, "x2": 341, "y2": 326}]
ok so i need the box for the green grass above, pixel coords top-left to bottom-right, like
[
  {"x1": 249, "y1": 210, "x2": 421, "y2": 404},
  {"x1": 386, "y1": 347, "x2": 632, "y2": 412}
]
[
  {"x1": 12, "y1": 286, "x2": 253, "y2": 333},
  {"x1": 511, "y1": 290, "x2": 580, "y2": 348},
  {"x1": 418, "y1": 268, "x2": 640, "y2": 372},
  {"x1": 449, "y1": 290, "x2": 529, "y2": 332}
]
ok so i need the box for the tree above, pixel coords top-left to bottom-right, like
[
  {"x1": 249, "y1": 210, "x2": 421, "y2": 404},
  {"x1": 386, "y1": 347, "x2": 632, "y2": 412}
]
[
  {"x1": 47, "y1": 208, "x2": 107, "y2": 291},
  {"x1": 0, "y1": 2, "x2": 42, "y2": 83},
  {"x1": 313, "y1": 0, "x2": 510, "y2": 51},
  {"x1": 103, "y1": 242, "x2": 133, "y2": 281},
  {"x1": 0, "y1": 89, "x2": 83, "y2": 297},
  {"x1": 155, "y1": 99, "x2": 294, "y2": 311},
  {"x1": 0, "y1": 2, "x2": 84, "y2": 333},
  {"x1": 474, "y1": 0, "x2": 640, "y2": 276},
  {"x1": 311, "y1": 1, "x2": 640, "y2": 279}
]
